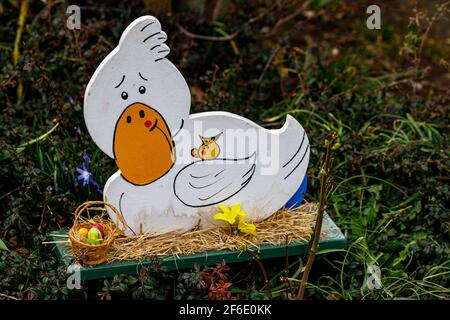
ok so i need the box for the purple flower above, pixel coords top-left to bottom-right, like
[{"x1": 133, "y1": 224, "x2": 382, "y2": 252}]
[
  {"x1": 76, "y1": 127, "x2": 81, "y2": 135},
  {"x1": 67, "y1": 96, "x2": 74, "y2": 104},
  {"x1": 76, "y1": 163, "x2": 92, "y2": 187},
  {"x1": 83, "y1": 154, "x2": 91, "y2": 164},
  {"x1": 75, "y1": 161, "x2": 103, "y2": 194}
]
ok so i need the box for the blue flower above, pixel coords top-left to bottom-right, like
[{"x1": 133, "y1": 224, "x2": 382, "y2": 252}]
[
  {"x1": 83, "y1": 154, "x2": 91, "y2": 164},
  {"x1": 76, "y1": 163, "x2": 92, "y2": 187},
  {"x1": 75, "y1": 160, "x2": 103, "y2": 194}
]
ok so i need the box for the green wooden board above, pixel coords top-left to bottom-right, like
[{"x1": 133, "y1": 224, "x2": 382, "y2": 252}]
[{"x1": 51, "y1": 214, "x2": 346, "y2": 280}]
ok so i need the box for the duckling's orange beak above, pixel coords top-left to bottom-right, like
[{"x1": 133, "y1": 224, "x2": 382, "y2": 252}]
[{"x1": 113, "y1": 103, "x2": 174, "y2": 185}]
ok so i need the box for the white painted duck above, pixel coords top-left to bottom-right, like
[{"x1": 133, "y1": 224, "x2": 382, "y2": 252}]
[{"x1": 84, "y1": 16, "x2": 310, "y2": 236}]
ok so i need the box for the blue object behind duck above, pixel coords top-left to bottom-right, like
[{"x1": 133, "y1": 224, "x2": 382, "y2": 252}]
[{"x1": 284, "y1": 175, "x2": 308, "y2": 209}]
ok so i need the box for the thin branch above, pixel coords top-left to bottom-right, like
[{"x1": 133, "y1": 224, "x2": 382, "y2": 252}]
[
  {"x1": 16, "y1": 122, "x2": 59, "y2": 151},
  {"x1": 297, "y1": 132, "x2": 338, "y2": 299},
  {"x1": 177, "y1": 0, "x2": 282, "y2": 42},
  {"x1": 248, "y1": 0, "x2": 282, "y2": 24},
  {"x1": 246, "y1": 249, "x2": 272, "y2": 300},
  {"x1": 78, "y1": 6, "x2": 127, "y2": 13},
  {"x1": 0, "y1": 187, "x2": 20, "y2": 200},
  {"x1": 283, "y1": 234, "x2": 294, "y2": 298},
  {"x1": 270, "y1": 0, "x2": 311, "y2": 35},
  {"x1": 258, "y1": 41, "x2": 282, "y2": 82},
  {"x1": 38, "y1": 203, "x2": 47, "y2": 231},
  {"x1": 416, "y1": 1, "x2": 450, "y2": 70},
  {"x1": 0, "y1": 292, "x2": 20, "y2": 300},
  {"x1": 177, "y1": 24, "x2": 238, "y2": 41}
]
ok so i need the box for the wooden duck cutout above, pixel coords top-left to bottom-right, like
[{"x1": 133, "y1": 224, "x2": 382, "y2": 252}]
[{"x1": 84, "y1": 16, "x2": 310, "y2": 235}]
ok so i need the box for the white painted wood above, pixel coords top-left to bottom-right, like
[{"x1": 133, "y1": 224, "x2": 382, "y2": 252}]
[{"x1": 84, "y1": 16, "x2": 310, "y2": 235}]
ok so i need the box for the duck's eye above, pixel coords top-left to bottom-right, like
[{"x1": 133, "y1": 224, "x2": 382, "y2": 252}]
[
  {"x1": 139, "y1": 110, "x2": 145, "y2": 118},
  {"x1": 139, "y1": 86, "x2": 146, "y2": 94},
  {"x1": 126, "y1": 116, "x2": 132, "y2": 123},
  {"x1": 121, "y1": 91, "x2": 128, "y2": 100}
]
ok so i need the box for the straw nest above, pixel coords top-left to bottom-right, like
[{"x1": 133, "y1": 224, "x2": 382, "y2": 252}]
[{"x1": 107, "y1": 202, "x2": 319, "y2": 263}]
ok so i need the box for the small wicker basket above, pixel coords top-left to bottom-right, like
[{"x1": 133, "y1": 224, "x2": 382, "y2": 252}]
[{"x1": 69, "y1": 201, "x2": 126, "y2": 265}]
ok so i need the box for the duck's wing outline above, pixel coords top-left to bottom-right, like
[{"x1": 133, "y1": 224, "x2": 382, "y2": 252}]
[{"x1": 173, "y1": 153, "x2": 256, "y2": 207}]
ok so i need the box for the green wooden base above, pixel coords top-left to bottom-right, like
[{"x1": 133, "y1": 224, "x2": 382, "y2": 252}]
[{"x1": 51, "y1": 214, "x2": 346, "y2": 280}]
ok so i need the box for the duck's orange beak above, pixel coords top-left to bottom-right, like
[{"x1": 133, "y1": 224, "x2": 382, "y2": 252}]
[{"x1": 113, "y1": 103, "x2": 174, "y2": 185}]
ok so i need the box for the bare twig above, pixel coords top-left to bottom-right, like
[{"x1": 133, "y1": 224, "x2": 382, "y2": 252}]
[
  {"x1": 283, "y1": 234, "x2": 294, "y2": 298},
  {"x1": 177, "y1": 24, "x2": 239, "y2": 41},
  {"x1": 0, "y1": 292, "x2": 20, "y2": 300},
  {"x1": 78, "y1": 6, "x2": 127, "y2": 13},
  {"x1": 248, "y1": 0, "x2": 282, "y2": 24},
  {"x1": 177, "y1": 0, "x2": 282, "y2": 42},
  {"x1": 246, "y1": 249, "x2": 273, "y2": 300},
  {"x1": 38, "y1": 203, "x2": 47, "y2": 231},
  {"x1": 271, "y1": 0, "x2": 311, "y2": 35},
  {"x1": 258, "y1": 41, "x2": 282, "y2": 82},
  {"x1": 210, "y1": 64, "x2": 219, "y2": 92},
  {"x1": 416, "y1": 1, "x2": 450, "y2": 71},
  {"x1": 297, "y1": 132, "x2": 338, "y2": 299},
  {"x1": 16, "y1": 122, "x2": 59, "y2": 152},
  {"x1": 13, "y1": 0, "x2": 28, "y2": 102},
  {"x1": 0, "y1": 187, "x2": 20, "y2": 200}
]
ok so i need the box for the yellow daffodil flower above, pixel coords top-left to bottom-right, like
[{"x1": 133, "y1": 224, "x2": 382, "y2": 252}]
[
  {"x1": 214, "y1": 203, "x2": 256, "y2": 236},
  {"x1": 214, "y1": 203, "x2": 247, "y2": 225},
  {"x1": 237, "y1": 218, "x2": 257, "y2": 236}
]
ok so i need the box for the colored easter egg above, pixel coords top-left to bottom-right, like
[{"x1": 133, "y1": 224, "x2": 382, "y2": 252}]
[
  {"x1": 92, "y1": 224, "x2": 105, "y2": 238},
  {"x1": 78, "y1": 227, "x2": 89, "y2": 238},
  {"x1": 88, "y1": 238, "x2": 102, "y2": 245},
  {"x1": 87, "y1": 227, "x2": 103, "y2": 245}
]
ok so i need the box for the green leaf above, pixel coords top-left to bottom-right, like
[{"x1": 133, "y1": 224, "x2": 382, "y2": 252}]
[
  {"x1": 0, "y1": 239, "x2": 9, "y2": 251},
  {"x1": 311, "y1": 0, "x2": 335, "y2": 9},
  {"x1": 16, "y1": 122, "x2": 59, "y2": 153}
]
